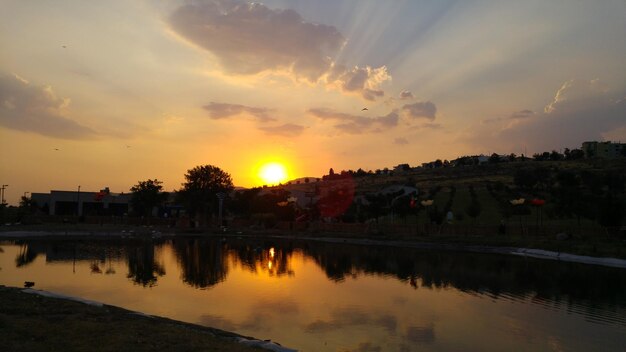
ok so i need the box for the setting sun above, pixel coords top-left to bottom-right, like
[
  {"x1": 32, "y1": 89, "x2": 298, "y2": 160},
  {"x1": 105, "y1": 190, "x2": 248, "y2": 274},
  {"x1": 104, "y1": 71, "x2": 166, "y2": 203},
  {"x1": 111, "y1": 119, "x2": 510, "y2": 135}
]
[{"x1": 259, "y1": 162, "x2": 288, "y2": 185}]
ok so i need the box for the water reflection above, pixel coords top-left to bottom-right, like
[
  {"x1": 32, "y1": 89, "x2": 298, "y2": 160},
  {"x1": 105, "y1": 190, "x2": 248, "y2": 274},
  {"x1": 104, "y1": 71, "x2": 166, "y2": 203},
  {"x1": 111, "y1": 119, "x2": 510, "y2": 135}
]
[
  {"x1": 172, "y1": 239, "x2": 228, "y2": 289},
  {"x1": 10, "y1": 240, "x2": 166, "y2": 287},
  {"x1": 1, "y1": 237, "x2": 626, "y2": 351},
  {"x1": 297, "y1": 240, "x2": 626, "y2": 314},
  {"x1": 126, "y1": 242, "x2": 165, "y2": 287},
  {"x1": 5, "y1": 238, "x2": 626, "y2": 318}
]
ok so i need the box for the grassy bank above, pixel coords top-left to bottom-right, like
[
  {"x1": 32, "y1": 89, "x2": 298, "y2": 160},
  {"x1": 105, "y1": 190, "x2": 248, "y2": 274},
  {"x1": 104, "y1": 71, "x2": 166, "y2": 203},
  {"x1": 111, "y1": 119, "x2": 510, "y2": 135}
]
[{"x1": 0, "y1": 286, "x2": 258, "y2": 352}]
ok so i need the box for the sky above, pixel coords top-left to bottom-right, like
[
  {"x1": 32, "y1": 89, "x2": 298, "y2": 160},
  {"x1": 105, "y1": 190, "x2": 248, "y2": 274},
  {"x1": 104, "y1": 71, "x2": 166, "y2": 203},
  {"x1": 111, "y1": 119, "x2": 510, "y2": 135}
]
[{"x1": 1, "y1": 0, "x2": 625, "y2": 204}]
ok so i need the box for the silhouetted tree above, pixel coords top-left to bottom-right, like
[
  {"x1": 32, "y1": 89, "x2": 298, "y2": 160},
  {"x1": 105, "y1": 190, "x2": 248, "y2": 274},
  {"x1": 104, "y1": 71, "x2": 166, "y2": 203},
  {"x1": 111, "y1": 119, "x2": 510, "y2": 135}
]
[
  {"x1": 130, "y1": 179, "x2": 168, "y2": 218},
  {"x1": 549, "y1": 150, "x2": 564, "y2": 161},
  {"x1": 488, "y1": 153, "x2": 501, "y2": 163},
  {"x1": 230, "y1": 188, "x2": 262, "y2": 218},
  {"x1": 178, "y1": 165, "x2": 234, "y2": 226},
  {"x1": 569, "y1": 148, "x2": 584, "y2": 159}
]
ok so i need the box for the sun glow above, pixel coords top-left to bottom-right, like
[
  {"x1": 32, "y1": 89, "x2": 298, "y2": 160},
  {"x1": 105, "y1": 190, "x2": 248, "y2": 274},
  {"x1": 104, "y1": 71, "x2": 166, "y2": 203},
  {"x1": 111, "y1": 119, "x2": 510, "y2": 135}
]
[{"x1": 258, "y1": 162, "x2": 288, "y2": 185}]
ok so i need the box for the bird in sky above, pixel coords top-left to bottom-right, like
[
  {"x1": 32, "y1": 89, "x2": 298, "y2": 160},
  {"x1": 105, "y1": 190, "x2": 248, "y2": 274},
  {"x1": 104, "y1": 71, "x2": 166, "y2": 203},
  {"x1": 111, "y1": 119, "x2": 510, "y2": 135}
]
[
  {"x1": 361, "y1": 107, "x2": 368, "y2": 111},
  {"x1": 62, "y1": 45, "x2": 66, "y2": 48},
  {"x1": 54, "y1": 148, "x2": 59, "y2": 151}
]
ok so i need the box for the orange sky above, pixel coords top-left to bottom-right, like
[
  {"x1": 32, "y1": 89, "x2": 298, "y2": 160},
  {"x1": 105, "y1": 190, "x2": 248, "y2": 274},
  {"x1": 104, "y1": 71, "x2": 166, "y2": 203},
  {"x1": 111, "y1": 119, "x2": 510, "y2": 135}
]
[{"x1": 1, "y1": 0, "x2": 625, "y2": 204}]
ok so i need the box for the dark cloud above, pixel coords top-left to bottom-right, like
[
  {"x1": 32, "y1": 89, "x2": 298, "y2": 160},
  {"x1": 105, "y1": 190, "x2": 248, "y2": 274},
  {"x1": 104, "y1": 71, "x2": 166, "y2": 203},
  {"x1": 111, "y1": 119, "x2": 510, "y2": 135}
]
[
  {"x1": 308, "y1": 108, "x2": 398, "y2": 134},
  {"x1": 203, "y1": 102, "x2": 275, "y2": 122},
  {"x1": 399, "y1": 91, "x2": 414, "y2": 100},
  {"x1": 258, "y1": 123, "x2": 305, "y2": 137},
  {"x1": 170, "y1": 0, "x2": 343, "y2": 80},
  {"x1": 401, "y1": 101, "x2": 437, "y2": 120},
  {"x1": 0, "y1": 73, "x2": 96, "y2": 139},
  {"x1": 169, "y1": 1, "x2": 389, "y2": 100}
]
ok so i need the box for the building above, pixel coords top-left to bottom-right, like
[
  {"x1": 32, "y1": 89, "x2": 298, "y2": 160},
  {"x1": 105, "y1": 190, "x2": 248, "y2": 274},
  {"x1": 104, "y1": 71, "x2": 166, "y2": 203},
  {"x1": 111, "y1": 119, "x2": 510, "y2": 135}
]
[
  {"x1": 581, "y1": 141, "x2": 626, "y2": 158},
  {"x1": 31, "y1": 187, "x2": 131, "y2": 216}
]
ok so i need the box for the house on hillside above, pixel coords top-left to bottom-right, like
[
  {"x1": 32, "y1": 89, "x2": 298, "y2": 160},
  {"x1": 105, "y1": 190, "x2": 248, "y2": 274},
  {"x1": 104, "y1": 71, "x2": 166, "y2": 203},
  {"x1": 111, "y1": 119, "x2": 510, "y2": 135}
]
[{"x1": 581, "y1": 141, "x2": 626, "y2": 158}]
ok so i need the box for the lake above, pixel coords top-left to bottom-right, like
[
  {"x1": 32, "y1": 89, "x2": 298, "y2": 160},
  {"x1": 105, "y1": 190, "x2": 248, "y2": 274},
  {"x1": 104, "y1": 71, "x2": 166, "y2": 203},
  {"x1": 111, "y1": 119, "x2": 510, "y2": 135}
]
[{"x1": 1, "y1": 236, "x2": 625, "y2": 351}]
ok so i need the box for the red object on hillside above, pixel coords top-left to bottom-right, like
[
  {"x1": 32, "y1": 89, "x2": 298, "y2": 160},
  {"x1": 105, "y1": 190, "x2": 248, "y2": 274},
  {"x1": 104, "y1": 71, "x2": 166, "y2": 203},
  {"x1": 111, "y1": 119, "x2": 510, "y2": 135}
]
[{"x1": 530, "y1": 198, "x2": 545, "y2": 206}]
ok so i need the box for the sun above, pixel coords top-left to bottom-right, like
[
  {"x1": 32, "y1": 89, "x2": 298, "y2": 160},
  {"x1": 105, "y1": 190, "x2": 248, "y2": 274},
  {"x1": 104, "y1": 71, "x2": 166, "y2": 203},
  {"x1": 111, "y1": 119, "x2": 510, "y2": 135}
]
[{"x1": 259, "y1": 162, "x2": 288, "y2": 185}]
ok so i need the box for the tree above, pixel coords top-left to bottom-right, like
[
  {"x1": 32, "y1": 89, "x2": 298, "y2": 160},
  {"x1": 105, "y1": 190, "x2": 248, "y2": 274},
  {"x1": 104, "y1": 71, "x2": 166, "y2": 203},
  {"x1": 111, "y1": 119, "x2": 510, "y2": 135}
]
[
  {"x1": 130, "y1": 179, "x2": 168, "y2": 218},
  {"x1": 549, "y1": 150, "x2": 564, "y2": 161},
  {"x1": 178, "y1": 165, "x2": 234, "y2": 226},
  {"x1": 569, "y1": 148, "x2": 584, "y2": 160},
  {"x1": 465, "y1": 199, "x2": 482, "y2": 224}
]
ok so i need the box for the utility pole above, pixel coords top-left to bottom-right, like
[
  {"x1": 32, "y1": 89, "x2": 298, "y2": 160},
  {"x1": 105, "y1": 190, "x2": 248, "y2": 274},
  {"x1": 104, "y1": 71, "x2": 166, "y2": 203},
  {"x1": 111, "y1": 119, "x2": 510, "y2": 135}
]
[
  {"x1": 1, "y1": 184, "x2": 8, "y2": 205},
  {"x1": 77, "y1": 185, "x2": 81, "y2": 217},
  {"x1": 216, "y1": 192, "x2": 226, "y2": 228}
]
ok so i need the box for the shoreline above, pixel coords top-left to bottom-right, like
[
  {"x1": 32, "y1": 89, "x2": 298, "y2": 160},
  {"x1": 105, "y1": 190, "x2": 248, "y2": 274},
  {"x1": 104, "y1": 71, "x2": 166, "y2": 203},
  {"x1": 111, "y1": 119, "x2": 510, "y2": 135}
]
[
  {"x1": 0, "y1": 285, "x2": 296, "y2": 352},
  {"x1": 2, "y1": 229, "x2": 625, "y2": 269}
]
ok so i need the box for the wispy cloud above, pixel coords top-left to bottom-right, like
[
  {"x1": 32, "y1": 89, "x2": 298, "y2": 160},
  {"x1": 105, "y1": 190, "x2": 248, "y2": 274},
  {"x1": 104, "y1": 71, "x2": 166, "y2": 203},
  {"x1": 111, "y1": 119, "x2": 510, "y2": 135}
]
[
  {"x1": 466, "y1": 79, "x2": 626, "y2": 152},
  {"x1": 0, "y1": 73, "x2": 96, "y2": 139},
  {"x1": 308, "y1": 108, "x2": 399, "y2": 134},
  {"x1": 483, "y1": 109, "x2": 536, "y2": 124},
  {"x1": 401, "y1": 101, "x2": 437, "y2": 120},
  {"x1": 203, "y1": 102, "x2": 275, "y2": 122},
  {"x1": 258, "y1": 123, "x2": 305, "y2": 137},
  {"x1": 169, "y1": 0, "x2": 390, "y2": 100},
  {"x1": 394, "y1": 137, "x2": 409, "y2": 145},
  {"x1": 510, "y1": 109, "x2": 535, "y2": 119}
]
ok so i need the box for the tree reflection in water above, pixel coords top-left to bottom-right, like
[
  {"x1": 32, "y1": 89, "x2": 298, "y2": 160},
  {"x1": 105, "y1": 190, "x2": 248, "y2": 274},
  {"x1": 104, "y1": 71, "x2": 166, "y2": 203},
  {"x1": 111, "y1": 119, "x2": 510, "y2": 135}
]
[
  {"x1": 5, "y1": 237, "x2": 626, "y2": 319},
  {"x1": 172, "y1": 239, "x2": 228, "y2": 289},
  {"x1": 126, "y1": 241, "x2": 165, "y2": 287}
]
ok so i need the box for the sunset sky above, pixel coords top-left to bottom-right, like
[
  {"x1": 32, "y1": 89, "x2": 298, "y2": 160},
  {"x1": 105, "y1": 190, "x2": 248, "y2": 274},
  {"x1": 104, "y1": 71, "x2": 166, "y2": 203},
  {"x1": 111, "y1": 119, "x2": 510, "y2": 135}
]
[{"x1": 1, "y1": 0, "x2": 625, "y2": 204}]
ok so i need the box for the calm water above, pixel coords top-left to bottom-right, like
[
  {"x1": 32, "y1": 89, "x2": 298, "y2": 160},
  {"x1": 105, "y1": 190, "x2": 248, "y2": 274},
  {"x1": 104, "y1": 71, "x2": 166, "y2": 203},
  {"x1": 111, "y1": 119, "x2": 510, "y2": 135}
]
[{"x1": 1, "y1": 237, "x2": 625, "y2": 351}]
